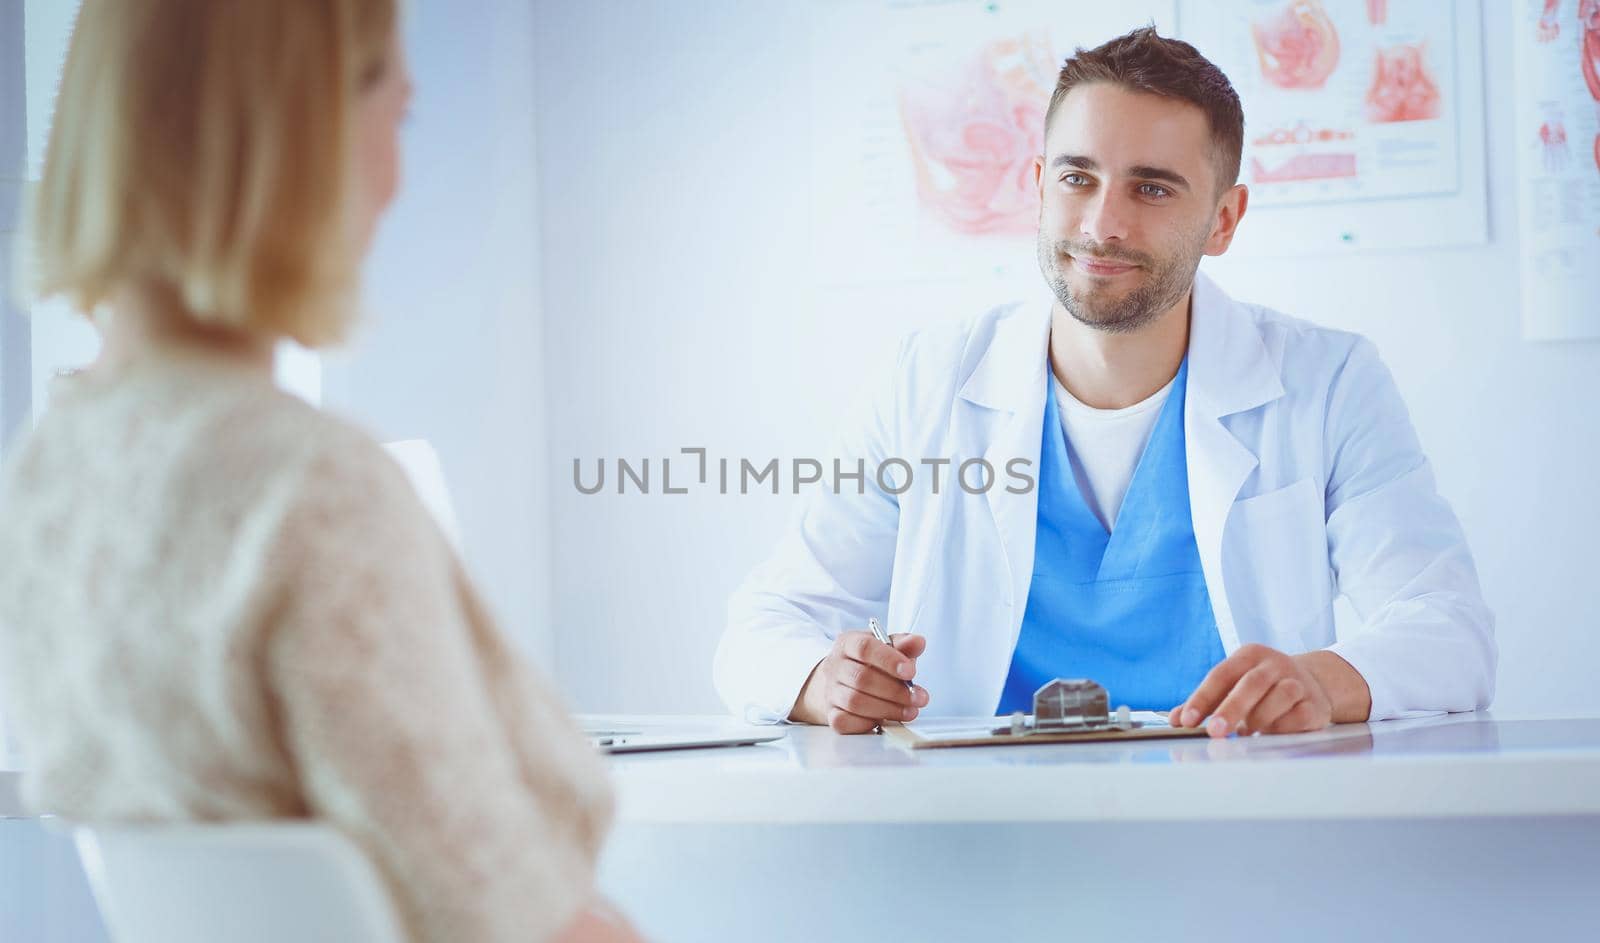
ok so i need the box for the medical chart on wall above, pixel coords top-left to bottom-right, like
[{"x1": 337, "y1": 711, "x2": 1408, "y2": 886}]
[
  {"x1": 1179, "y1": 0, "x2": 1488, "y2": 254},
  {"x1": 1514, "y1": 0, "x2": 1600, "y2": 340},
  {"x1": 809, "y1": 0, "x2": 1177, "y2": 287}
]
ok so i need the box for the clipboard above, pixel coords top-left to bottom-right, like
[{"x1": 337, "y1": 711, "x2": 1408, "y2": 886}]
[{"x1": 882, "y1": 714, "x2": 1210, "y2": 750}]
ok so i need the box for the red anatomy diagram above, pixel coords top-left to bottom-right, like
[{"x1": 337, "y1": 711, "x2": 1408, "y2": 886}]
[
  {"x1": 1365, "y1": 42, "x2": 1442, "y2": 123},
  {"x1": 1251, "y1": 0, "x2": 1341, "y2": 90},
  {"x1": 1540, "y1": 0, "x2": 1600, "y2": 174},
  {"x1": 1587, "y1": 0, "x2": 1600, "y2": 173},
  {"x1": 897, "y1": 34, "x2": 1055, "y2": 236},
  {"x1": 1540, "y1": 119, "x2": 1570, "y2": 172}
]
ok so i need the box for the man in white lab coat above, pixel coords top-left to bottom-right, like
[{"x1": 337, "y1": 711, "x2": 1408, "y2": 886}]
[{"x1": 714, "y1": 28, "x2": 1494, "y2": 736}]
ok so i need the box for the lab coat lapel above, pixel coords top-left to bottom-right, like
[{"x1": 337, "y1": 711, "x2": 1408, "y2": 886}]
[
  {"x1": 956, "y1": 301, "x2": 1052, "y2": 640},
  {"x1": 1184, "y1": 272, "x2": 1286, "y2": 652}
]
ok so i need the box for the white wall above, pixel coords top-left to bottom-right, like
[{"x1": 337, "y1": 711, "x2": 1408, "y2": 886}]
[
  {"x1": 0, "y1": 0, "x2": 25, "y2": 771},
  {"x1": 534, "y1": 0, "x2": 1599, "y2": 717},
  {"x1": 322, "y1": 0, "x2": 555, "y2": 663},
  {"x1": 535, "y1": 0, "x2": 945, "y2": 712}
]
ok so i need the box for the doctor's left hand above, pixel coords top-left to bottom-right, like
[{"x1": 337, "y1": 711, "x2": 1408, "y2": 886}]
[{"x1": 1169, "y1": 644, "x2": 1335, "y2": 738}]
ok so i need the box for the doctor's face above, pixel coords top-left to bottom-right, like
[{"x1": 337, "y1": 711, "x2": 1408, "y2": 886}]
[{"x1": 1034, "y1": 82, "x2": 1240, "y2": 334}]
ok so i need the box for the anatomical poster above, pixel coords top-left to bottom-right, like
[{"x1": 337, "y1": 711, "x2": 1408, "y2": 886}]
[
  {"x1": 1514, "y1": 0, "x2": 1600, "y2": 340},
  {"x1": 809, "y1": 0, "x2": 1177, "y2": 287},
  {"x1": 1179, "y1": 0, "x2": 1488, "y2": 254}
]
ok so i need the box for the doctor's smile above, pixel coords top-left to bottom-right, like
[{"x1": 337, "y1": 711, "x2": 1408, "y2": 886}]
[{"x1": 1071, "y1": 256, "x2": 1139, "y2": 275}]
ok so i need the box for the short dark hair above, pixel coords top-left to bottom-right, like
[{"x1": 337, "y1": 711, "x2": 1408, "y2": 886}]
[{"x1": 1044, "y1": 27, "x2": 1244, "y2": 194}]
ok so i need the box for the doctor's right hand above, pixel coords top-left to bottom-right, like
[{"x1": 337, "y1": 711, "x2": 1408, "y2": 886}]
[{"x1": 788, "y1": 630, "x2": 929, "y2": 733}]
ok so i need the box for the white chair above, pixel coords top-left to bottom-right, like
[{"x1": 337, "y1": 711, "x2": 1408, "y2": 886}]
[
  {"x1": 384, "y1": 439, "x2": 463, "y2": 551},
  {"x1": 73, "y1": 822, "x2": 408, "y2": 943}
]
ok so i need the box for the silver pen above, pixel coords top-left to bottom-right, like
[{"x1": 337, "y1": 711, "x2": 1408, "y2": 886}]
[{"x1": 868, "y1": 618, "x2": 915, "y2": 692}]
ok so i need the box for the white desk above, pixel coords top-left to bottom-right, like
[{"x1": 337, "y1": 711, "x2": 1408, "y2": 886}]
[
  {"x1": 593, "y1": 712, "x2": 1600, "y2": 942},
  {"x1": 7, "y1": 715, "x2": 1599, "y2": 942}
]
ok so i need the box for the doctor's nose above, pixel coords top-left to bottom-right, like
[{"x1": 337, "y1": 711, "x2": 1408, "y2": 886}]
[{"x1": 1079, "y1": 189, "x2": 1133, "y2": 245}]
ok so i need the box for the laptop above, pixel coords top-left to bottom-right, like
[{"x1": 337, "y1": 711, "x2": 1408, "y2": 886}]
[{"x1": 579, "y1": 717, "x2": 787, "y2": 754}]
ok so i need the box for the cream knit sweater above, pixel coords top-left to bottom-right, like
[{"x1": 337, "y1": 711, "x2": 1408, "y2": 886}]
[{"x1": 0, "y1": 352, "x2": 612, "y2": 942}]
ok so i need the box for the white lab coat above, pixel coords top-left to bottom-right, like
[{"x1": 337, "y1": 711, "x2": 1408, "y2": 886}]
[{"x1": 714, "y1": 273, "x2": 1495, "y2": 724}]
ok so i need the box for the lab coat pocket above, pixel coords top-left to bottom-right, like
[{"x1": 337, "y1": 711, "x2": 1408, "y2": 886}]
[{"x1": 1223, "y1": 477, "x2": 1334, "y2": 649}]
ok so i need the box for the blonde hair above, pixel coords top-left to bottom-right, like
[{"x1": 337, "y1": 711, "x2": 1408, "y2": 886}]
[{"x1": 25, "y1": 0, "x2": 399, "y2": 347}]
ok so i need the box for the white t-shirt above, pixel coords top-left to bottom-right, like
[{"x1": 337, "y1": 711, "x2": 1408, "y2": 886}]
[{"x1": 1052, "y1": 372, "x2": 1176, "y2": 531}]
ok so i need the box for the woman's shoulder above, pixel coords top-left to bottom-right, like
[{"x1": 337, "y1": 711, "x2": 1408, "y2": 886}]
[
  {"x1": 244, "y1": 395, "x2": 443, "y2": 557},
  {"x1": 163, "y1": 381, "x2": 449, "y2": 585},
  {"x1": 0, "y1": 360, "x2": 444, "y2": 577},
  {"x1": 165, "y1": 372, "x2": 411, "y2": 513},
  {"x1": 13, "y1": 364, "x2": 419, "y2": 539},
  {"x1": 223, "y1": 389, "x2": 425, "y2": 531}
]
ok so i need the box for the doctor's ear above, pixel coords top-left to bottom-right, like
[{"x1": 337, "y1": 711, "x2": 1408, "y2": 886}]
[{"x1": 1203, "y1": 183, "x2": 1249, "y2": 256}]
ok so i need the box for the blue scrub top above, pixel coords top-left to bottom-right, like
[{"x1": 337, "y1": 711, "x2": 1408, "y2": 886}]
[{"x1": 996, "y1": 358, "x2": 1226, "y2": 714}]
